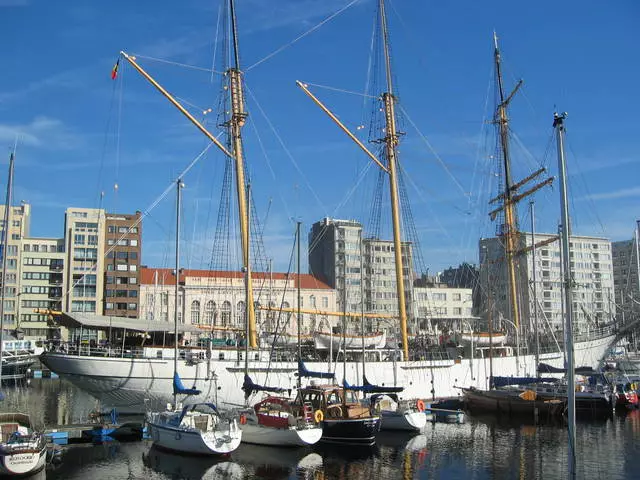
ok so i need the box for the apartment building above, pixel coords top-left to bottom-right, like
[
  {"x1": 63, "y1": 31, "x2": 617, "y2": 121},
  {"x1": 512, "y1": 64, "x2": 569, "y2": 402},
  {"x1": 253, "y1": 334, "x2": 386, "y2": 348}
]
[
  {"x1": 413, "y1": 283, "x2": 474, "y2": 333},
  {"x1": 612, "y1": 226, "x2": 640, "y2": 323},
  {"x1": 103, "y1": 212, "x2": 142, "y2": 318},
  {"x1": 479, "y1": 233, "x2": 615, "y2": 335},
  {"x1": 0, "y1": 202, "x2": 30, "y2": 329},
  {"x1": 63, "y1": 208, "x2": 106, "y2": 315},
  {"x1": 20, "y1": 237, "x2": 65, "y2": 339}
]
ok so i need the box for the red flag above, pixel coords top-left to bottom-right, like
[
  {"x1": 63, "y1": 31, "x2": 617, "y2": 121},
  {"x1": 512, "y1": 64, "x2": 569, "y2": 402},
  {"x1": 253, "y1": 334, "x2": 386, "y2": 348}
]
[{"x1": 111, "y1": 59, "x2": 120, "y2": 80}]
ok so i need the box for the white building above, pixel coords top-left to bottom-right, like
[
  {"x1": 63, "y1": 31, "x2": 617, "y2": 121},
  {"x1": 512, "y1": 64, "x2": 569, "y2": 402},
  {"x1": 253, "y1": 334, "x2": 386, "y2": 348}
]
[
  {"x1": 20, "y1": 237, "x2": 65, "y2": 340},
  {"x1": 63, "y1": 208, "x2": 106, "y2": 316},
  {"x1": 139, "y1": 268, "x2": 337, "y2": 338},
  {"x1": 480, "y1": 233, "x2": 615, "y2": 336},
  {"x1": 0, "y1": 202, "x2": 30, "y2": 329},
  {"x1": 413, "y1": 284, "x2": 474, "y2": 333},
  {"x1": 612, "y1": 228, "x2": 640, "y2": 323}
]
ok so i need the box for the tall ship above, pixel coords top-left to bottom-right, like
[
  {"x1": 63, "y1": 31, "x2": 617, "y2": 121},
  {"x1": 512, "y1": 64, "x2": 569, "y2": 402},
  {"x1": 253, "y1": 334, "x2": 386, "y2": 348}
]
[{"x1": 40, "y1": 1, "x2": 617, "y2": 412}]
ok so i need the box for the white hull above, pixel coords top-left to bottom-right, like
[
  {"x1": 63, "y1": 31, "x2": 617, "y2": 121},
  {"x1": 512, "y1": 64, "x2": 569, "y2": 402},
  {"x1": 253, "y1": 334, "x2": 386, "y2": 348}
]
[
  {"x1": 379, "y1": 410, "x2": 427, "y2": 431},
  {"x1": 0, "y1": 445, "x2": 46, "y2": 476},
  {"x1": 240, "y1": 423, "x2": 322, "y2": 447},
  {"x1": 40, "y1": 331, "x2": 614, "y2": 413},
  {"x1": 147, "y1": 420, "x2": 241, "y2": 455}
]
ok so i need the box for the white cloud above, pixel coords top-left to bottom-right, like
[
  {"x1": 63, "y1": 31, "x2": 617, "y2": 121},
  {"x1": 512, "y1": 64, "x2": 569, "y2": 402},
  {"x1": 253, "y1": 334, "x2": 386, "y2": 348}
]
[
  {"x1": 579, "y1": 187, "x2": 640, "y2": 201},
  {"x1": 0, "y1": 116, "x2": 82, "y2": 150}
]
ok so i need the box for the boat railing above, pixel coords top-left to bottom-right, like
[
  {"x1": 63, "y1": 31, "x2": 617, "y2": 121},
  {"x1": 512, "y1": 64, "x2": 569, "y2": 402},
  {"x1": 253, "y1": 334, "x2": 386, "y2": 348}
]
[{"x1": 56, "y1": 343, "x2": 148, "y2": 359}]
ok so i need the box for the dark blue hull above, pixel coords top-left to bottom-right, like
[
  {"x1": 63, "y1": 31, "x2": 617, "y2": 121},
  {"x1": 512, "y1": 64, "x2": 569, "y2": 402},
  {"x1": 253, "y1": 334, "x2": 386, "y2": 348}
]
[{"x1": 320, "y1": 416, "x2": 381, "y2": 445}]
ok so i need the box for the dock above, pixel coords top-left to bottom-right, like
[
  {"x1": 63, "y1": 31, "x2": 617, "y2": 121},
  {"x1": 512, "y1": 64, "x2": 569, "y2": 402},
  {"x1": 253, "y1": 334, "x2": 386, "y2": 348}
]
[{"x1": 45, "y1": 422, "x2": 146, "y2": 445}]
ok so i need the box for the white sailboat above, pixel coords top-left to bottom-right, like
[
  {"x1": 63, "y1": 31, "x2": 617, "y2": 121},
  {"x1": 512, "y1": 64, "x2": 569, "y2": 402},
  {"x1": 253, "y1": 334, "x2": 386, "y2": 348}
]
[
  {"x1": 0, "y1": 152, "x2": 47, "y2": 476},
  {"x1": 145, "y1": 179, "x2": 242, "y2": 456}
]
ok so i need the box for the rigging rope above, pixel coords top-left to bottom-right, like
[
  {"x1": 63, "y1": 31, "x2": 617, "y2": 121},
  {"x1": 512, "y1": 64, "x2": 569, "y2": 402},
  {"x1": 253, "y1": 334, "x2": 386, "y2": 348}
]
[
  {"x1": 302, "y1": 82, "x2": 377, "y2": 99},
  {"x1": 130, "y1": 53, "x2": 225, "y2": 75},
  {"x1": 397, "y1": 104, "x2": 467, "y2": 197},
  {"x1": 245, "y1": 0, "x2": 362, "y2": 72}
]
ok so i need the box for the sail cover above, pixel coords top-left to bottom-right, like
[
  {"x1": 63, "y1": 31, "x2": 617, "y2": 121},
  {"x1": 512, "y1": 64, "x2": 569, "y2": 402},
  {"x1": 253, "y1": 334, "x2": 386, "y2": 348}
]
[
  {"x1": 537, "y1": 363, "x2": 598, "y2": 376},
  {"x1": 241, "y1": 374, "x2": 286, "y2": 399},
  {"x1": 173, "y1": 372, "x2": 202, "y2": 396},
  {"x1": 343, "y1": 376, "x2": 403, "y2": 394},
  {"x1": 298, "y1": 359, "x2": 334, "y2": 379},
  {"x1": 491, "y1": 376, "x2": 558, "y2": 388}
]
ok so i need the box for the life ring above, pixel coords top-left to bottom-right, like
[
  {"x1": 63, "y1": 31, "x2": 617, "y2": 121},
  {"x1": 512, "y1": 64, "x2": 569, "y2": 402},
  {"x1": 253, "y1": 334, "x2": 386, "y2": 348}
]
[
  {"x1": 314, "y1": 410, "x2": 324, "y2": 423},
  {"x1": 239, "y1": 414, "x2": 247, "y2": 425},
  {"x1": 175, "y1": 431, "x2": 182, "y2": 441},
  {"x1": 416, "y1": 399, "x2": 426, "y2": 412}
]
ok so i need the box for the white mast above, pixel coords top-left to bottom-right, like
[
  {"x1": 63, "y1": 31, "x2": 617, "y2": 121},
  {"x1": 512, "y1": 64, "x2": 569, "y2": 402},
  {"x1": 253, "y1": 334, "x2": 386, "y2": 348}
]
[
  {"x1": 553, "y1": 112, "x2": 576, "y2": 478},
  {"x1": 173, "y1": 178, "x2": 184, "y2": 409}
]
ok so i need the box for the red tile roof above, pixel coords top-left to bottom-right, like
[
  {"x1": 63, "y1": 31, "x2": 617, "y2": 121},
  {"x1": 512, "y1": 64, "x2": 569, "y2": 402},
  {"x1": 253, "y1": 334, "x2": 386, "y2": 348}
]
[{"x1": 140, "y1": 267, "x2": 333, "y2": 290}]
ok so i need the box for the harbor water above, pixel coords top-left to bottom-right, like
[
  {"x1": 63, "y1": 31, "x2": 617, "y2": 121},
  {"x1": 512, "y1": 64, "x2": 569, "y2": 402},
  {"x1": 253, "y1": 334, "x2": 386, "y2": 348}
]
[{"x1": 1, "y1": 378, "x2": 639, "y2": 479}]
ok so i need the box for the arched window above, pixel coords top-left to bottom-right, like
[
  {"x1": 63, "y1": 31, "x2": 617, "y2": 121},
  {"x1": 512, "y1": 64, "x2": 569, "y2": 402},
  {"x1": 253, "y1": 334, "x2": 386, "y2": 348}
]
[
  {"x1": 221, "y1": 301, "x2": 231, "y2": 327},
  {"x1": 267, "y1": 301, "x2": 277, "y2": 331},
  {"x1": 310, "y1": 295, "x2": 316, "y2": 308},
  {"x1": 191, "y1": 300, "x2": 201, "y2": 324},
  {"x1": 204, "y1": 300, "x2": 215, "y2": 325},
  {"x1": 235, "y1": 301, "x2": 245, "y2": 327}
]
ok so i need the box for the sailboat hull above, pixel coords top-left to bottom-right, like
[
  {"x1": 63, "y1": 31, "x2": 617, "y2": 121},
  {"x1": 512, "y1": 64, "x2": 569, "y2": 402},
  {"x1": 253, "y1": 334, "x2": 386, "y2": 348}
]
[
  {"x1": 319, "y1": 417, "x2": 380, "y2": 445},
  {"x1": 240, "y1": 423, "x2": 322, "y2": 447},
  {"x1": 379, "y1": 410, "x2": 426, "y2": 432},
  {"x1": 39, "y1": 329, "x2": 614, "y2": 413}
]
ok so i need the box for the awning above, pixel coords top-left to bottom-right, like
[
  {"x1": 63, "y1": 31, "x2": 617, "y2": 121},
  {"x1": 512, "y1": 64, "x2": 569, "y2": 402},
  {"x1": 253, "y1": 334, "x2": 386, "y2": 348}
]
[{"x1": 56, "y1": 312, "x2": 202, "y2": 334}]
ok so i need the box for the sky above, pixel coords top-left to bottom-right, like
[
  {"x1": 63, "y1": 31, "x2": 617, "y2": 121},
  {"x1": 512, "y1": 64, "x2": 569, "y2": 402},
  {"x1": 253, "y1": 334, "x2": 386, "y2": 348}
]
[{"x1": 0, "y1": 0, "x2": 638, "y2": 276}]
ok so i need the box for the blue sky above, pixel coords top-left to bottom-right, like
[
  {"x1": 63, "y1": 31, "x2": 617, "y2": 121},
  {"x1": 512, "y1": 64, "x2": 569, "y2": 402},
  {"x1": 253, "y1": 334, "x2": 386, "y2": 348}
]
[{"x1": 0, "y1": 0, "x2": 638, "y2": 275}]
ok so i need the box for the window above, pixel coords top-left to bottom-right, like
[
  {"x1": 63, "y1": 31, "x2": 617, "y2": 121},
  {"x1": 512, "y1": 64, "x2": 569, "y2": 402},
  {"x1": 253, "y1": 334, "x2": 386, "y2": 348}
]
[
  {"x1": 87, "y1": 235, "x2": 98, "y2": 245},
  {"x1": 130, "y1": 239, "x2": 138, "y2": 247},
  {"x1": 221, "y1": 301, "x2": 231, "y2": 327},
  {"x1": 74, "y1": 234, "x2": 85, "y2": 245},
  {"x1": 235, "y1": 301, "x2": 245, "y2": 327},
  {"x1": 127, "y1": 303, "x2": 137, "y2": 310},
  {"x1": 129, "y1": 265, "x2": 137, "y2": 272},
  {"x1": 204, "y1": 301, "x2": 215, "y2": 325},
  {"x1": 191, "y1": 300, "x2": 200, "y2": 324},
  {"x1": 108, "y1": 226, "x2": 115, "y2": 233},
  {"x1": 23, "y1": 244, "x2": 30, "y2": 252}
]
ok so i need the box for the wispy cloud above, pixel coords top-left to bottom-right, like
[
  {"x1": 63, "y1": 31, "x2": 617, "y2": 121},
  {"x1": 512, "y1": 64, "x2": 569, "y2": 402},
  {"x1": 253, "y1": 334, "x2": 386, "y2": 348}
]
[
  {"x1": 578, "y1": 187, "x2": 640, "y2": 201},
  {"x1": 0, "y1": 116, "x2": 83, "y2": 150}
]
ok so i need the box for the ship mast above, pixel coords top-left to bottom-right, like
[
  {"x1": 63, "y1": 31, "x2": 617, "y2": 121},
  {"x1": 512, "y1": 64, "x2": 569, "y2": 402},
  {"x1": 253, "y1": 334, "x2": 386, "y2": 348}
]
[
  {"x1": 297, "y1": 0, "x2": 410, "y2": 360},
  {"x1": 378, "y1": 0, "x2": 410, "y2": 360},
  {"x1": 493, "y1": 32, "x2": 522, "y2": 335},
  {"x1": 119, "y1": 0, "x2": 257, "y2": 348}
]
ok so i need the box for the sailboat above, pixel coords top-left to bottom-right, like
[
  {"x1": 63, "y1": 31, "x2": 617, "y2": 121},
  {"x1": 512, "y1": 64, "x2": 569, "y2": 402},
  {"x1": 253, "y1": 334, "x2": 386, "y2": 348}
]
[
  {"x1": 235, "y1": 210, "x2": 322, "y2": 446},
  {"x1": 40, "y1": 2, "x2": 618, "y2": 415},
  {"x1": 145, "y1": 179, "x2": 242, "y2": 455},
  {"x1": 0, "y1": 152, "x2": 48, "y2": 476}
]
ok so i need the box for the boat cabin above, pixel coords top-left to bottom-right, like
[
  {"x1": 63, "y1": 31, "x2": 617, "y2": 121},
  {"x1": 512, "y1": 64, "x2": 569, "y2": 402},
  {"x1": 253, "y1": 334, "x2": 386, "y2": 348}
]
[
  {"x1": 295, "y1": 385, "x2": 371, "y2": 420},
  {"x1": 253, "y1": 396, "x2": 297, "y2": 429}
]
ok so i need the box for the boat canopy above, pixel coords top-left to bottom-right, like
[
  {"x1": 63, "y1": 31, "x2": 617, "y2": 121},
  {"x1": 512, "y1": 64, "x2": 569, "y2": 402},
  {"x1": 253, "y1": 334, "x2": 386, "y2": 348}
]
[
  {"x1": 298, "y1": 359, "x2": 334, "y2": 379},
  {"x1": 55, "y1": 312, "x2": 202, "y2": 334},
  {"x1": 343, "y1": 376, "x2": 403, "y2": 394},
  {"x1": 241, "y1": 374, "x2": 286, "y2": 399},
  {"x1": 491, "y1": 376, "x2": 559, "y2": 388},
  {"x1": 177, "y1": 403, "x2": 218, "y2": 423},
  {"x1": 173, "y1": 372, "x2": 201, "y2": 396}
]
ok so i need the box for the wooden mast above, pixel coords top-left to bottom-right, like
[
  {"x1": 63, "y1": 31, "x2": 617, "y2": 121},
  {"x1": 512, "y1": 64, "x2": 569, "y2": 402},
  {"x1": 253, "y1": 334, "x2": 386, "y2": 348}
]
[
  {"x1": 228, "y1": 0, "x2": 257, "y2": 348},
  {"x1": 493, "y1": 32, "x2": 521, "y2": 335},
  {"x1": 119, "y1": 0, "x2": 257, "y2": 348},
  {"x1": 379, "y1": 0, "x2": 410, "y2": 361},
  {"x1": 297, "y1": 0, "x2": 410, "y2": 360}
]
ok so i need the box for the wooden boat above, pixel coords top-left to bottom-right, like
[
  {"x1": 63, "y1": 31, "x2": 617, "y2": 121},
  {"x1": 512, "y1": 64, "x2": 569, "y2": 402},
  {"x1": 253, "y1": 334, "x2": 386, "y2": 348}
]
[
  {"x1": 463, "y1": 387, "x2": 566, "y2": 418},
  {"x1": 0, "y1": 413, "x2": 47, "y2": 476},
  {"x1": 147, "y1": 402, "x2": 242, "y2": 455},
  {"x1": 293, "y1": 385, "x2": 380, "y2": 445},
  {"x1": 313, "y1": 331, "x2": 386, "y2": 350},
  {"x1": 237, "y1": 396, "x2": 322, "y2": 447}
]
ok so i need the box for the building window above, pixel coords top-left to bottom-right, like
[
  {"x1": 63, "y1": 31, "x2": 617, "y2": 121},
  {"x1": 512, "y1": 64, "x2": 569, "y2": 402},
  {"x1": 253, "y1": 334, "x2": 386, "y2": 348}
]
[
  {"x1": 221, "y1": 301, "x2": 231, "y2": 327},
  {"x1": 74, "y1": 234, "x2": 85, "y2": 245},
  {"x1": 130, "y1": 239, "x2": 138, "y2": 247},
  {"x1": 191, "y1": 300, "x2": 200, "y2": 324},
  {"x1": 204, "y1": 301, "x2": 215, "y2": 325},
  {"x1": 235, "y1": 301, "x2": 245, "y2": 327}
]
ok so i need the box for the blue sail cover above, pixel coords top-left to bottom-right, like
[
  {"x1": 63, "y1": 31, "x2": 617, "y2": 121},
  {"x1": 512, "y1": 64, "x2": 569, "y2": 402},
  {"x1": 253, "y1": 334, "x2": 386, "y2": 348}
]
[
  {"x1": 173, "y1": 372, "x2": 202, "y2": 396},
  {"x1": 298, "y1": 359, "x2": 334, "y2": 379},
  {"x1": 491, "y1": 376, "x2": 558, "y2": 388},
  {"x1": 537, "y1": 363, "x2": 598, "y2": 376},
  {"x1": 242, "y1": 374, "x2": 286, "y2": 398},
  {"x1": 343, "y1": 376, "x2": 404, "y2": 394}
]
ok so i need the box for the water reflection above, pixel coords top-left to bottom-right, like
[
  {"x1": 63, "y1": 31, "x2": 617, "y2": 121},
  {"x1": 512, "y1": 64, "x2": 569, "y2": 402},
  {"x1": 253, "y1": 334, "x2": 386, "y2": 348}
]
[
  {"x1": 144, "y1": 445, "x2": 244, "y2": 479},
  {"x1": 3, "y1": 380, "x2": 640, "y2": 479}
]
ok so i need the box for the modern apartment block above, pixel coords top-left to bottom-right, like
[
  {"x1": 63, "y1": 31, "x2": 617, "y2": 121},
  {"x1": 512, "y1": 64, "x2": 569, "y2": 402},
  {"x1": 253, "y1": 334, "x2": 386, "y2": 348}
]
[
  {"x1": 479, "y1": 233, "x2": 615, "y2": 336},
  {"x1": 612, "y1": 225, "x2": 640, "y2": 323},
  {"x1": 0, "y1": 202, "x2": 30, "y2": 329},
  {"x1": 103, "y1": 212, "x2": 142, "y2": 318},
  {"x1": 413, "y1": 283, "x2": 474, "y2": 333},
  {"x1": 63, "y1": 208, "x2": 106, "y2": 316},
  {"x1": 308, "y1": 217, "x2": 414, "y2": 333},
  {"x1": 138, "y1": 267, "x2": 336, "y2": 337},
  {"x1": 20, "y1": 237, "x2": 65, "y2": 339}
]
